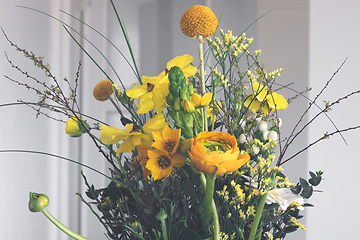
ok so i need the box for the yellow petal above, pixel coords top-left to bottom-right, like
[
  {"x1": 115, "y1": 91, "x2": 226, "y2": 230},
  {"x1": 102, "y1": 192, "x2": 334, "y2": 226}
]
[
  {"x1": 100, "y1": 125, "x2": 127, "y2": 145},
  {"x1": 117, "y1": 137, "x2": 136, "y2": 154},
  {"x1": 142, "y1": 114, "x2": 168, "y2": 139},
  {"x1": 125, "y1": 85, "x2": 148, "y2": 99}
]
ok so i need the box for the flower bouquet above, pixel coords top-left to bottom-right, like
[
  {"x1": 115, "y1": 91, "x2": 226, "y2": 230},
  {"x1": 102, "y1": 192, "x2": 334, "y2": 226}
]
[{"x1": 3, "y1": 2, "x2": 359, "y2": 240}]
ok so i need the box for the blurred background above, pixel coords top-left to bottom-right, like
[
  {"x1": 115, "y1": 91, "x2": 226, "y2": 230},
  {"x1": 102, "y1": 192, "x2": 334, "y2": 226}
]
[{"x1": 0, "y1": 0, "x2": 359, "y2": 239}]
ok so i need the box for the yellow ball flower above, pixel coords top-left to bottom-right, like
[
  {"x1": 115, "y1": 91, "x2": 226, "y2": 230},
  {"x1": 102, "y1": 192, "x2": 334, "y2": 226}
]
[
  {"x1": 180, "y1": 5, "x2": 218, "y2": 38},
  {"x1": 93, "y1": 79, "x2": 113, "y2": 101}
]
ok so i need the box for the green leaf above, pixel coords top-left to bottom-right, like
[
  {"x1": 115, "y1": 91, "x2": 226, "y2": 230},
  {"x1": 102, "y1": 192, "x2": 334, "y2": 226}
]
[
  {"x1": 291, "y1": 183, "x2": 301, "y2": 195},
  {"x1": 299, "y1": 178, "x2": 310, "y2": 192},
  {"x1": 309, "y1": 171, "x2": 316, "y2": 178},
  {"x1": 180, "y1": 227, "x2": 203, "y2": 240},
  {"x1": 300, "y1": 185, "x2": 313, "y2": 199},
  {"x1": 309, "y1": 175, "x2": 322, "y2": 186}
]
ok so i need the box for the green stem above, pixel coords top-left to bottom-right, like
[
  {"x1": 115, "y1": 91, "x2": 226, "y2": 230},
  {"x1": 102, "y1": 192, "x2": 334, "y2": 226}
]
[
  {"x1": 198, "y1": 35, "x2": 208, "y2": 132},
  {"x1": 42, "y1": 208, "x2": 89, "y2": 240},
  {"x1": 199, "y1": 173, "x2": 220, "y2": 240},
  {"x1": 161, "y1": 219, "x2": 168, "y2": 240},
  {"x1": 248, "y1": 187, "x2": 269, "y2": 240}
]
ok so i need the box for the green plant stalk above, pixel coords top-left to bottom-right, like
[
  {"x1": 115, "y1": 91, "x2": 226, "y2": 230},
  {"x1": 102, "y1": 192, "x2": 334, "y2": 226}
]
[
  {"x1": 42, "y1": 208, "x2": 89, "y2": 240},
  {"x1": 248, "y1": 187, "x2": 269, "y2": 240},
  {"x1": 200, "y1": 173, "x2": 220, "y2": 240},
  {"x1": 161, "y1": 219, "x2": 168, "y2": 240},
  {"x1": 198, "y1": 35, "x2": 208, "y2": 132}
]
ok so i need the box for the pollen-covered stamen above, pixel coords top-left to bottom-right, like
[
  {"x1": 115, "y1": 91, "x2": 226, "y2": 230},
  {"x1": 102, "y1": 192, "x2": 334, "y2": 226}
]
[
  {"x1": 157, "y1": 156, "x2": 171, "y2": 169},
  {"x1": 147, "y1": 82, "x2": 155, "y2": 92}
]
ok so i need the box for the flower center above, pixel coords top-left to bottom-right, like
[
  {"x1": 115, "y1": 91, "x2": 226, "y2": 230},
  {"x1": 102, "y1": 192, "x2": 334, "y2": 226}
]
[
  {"x1": 157, "y1": 156, "x2": 170, "y2": 169},
  {"x1": 165, "y1": 140, "x2": 176, "y2": 154},
  {"x1": 202, "y1": 140, "x2": 231, "y2": 153},
  {"x1": 147, "y1": 82, "x2": 155, "y2": 92}
]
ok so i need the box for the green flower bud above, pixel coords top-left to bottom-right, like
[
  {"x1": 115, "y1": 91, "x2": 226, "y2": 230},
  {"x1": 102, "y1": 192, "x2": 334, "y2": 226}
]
[
  {"x1": 167, "y1": 91, "x2": 174, "y2": 105},
  {"x1": 180, "y1": 110, "x2": 194, "y2": 138},
  {"x1": 29, "y1": 192, "x2": 49, "y2": 212},
  {"x1": 173, "y1": 97, "x2": 181, "y2": 112},
  {"x1": 180, "y1": 87, "x2": 189, "y2": 101},
  {"x1": 156, "y1": 208, "x2": 168, "y2": 221},
  {"x1": 188, "y1": 82, "x2": 194, "y2": 96}
]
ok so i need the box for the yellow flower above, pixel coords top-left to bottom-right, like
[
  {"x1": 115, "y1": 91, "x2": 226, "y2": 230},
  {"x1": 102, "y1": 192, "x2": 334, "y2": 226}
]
[
  {"x1": 191, "y1": 92, "x2": 213, "y2": 108},
  {"x1": 146, "y1": 149, "x2": 186, "y2": 180},
  {"x1": 136, "y1": 144, "x2": 152, "y2": 179},
  {"x1": 244, "y1": 82, "x2": 288, "y2": 115},
  {"x1": 180, "y1": 5, "x2": 218, "y2": 38},
  {"x1": 188, "y1": 131, "x2": 250, "y2": 175},
  {"x1": 100, "y1": 124, "x2": 151, "y2": 155},
  {"x1": 65, "y1": 115, "x2": 88, "y2": 137},
  {"x1": 142, "y1": 113, "x2": 168, "y2": 140},
  {"x1": 93, "y1": 80, "x2": 114, "y2": 101},
  {"x1": 125, "y1": 76, "x2": 169, "y2": 114},
  {"x1": 183, "y1": 99, "x2": 196, "y2": 113},
  {"x1": 126, "y1": 55, "x2": 197, "y2": 114},
  {"x1": 152, "y1": 126, "x2": 181, "y2": 156}
]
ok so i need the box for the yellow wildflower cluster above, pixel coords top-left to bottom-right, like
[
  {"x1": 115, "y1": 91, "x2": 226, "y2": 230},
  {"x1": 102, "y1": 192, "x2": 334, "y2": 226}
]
[
  {"x1": 246, "y1": 205, "x2": 256, "y2": 217},
  {"x1": 220, "y1": 231, "x2": 237, "y2": 240},
  {"x1": 212, "y1": 67, "x2": 230, "y2": 88},
  {"x1": 289, "y1": 216, "x2": 307, "y2": 230},
  {"x1": 207, "y1": 29, "x2": 254, "y2": 60},
  {"x1": 264, "y1": 232, "x2": 284, "y2": 240},
  {"x1": 277, "y1": 176, "x2": 296, "y2": 188}
]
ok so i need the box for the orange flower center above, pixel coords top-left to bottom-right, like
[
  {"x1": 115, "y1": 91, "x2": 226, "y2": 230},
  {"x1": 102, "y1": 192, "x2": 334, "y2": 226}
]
[
  {"x1": 157, "y1": 156, "x2": 170, "y2": 169},
  {"x1": 147, "y1": 82, "x2": 155, "y2": 92}
]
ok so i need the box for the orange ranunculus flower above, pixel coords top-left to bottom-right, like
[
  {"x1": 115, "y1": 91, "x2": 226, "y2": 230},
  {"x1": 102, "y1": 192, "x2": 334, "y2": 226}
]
[{"x1": 188, "y1": 131, "x2": 250, "y2": 175}]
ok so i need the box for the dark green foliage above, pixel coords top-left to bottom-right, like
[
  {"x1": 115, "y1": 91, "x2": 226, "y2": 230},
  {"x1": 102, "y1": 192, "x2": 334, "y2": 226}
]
[{"x1": 82, "y1": 158, "x2": 205, "y2": 240}]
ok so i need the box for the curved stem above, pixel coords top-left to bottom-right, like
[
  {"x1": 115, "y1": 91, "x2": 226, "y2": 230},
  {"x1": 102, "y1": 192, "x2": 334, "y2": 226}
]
[{"x1": 42, "y1": 208, "x2": 89, "y2": 240}]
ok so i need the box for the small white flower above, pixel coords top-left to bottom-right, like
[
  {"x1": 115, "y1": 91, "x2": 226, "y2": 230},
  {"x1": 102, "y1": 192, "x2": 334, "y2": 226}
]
[
  {"x1": 242, "y1": 175, "x2": 304, "y2": 211},
  {"x1": 263, "y1": 130, "x2": 269, "y2": 141},
  {"x1": 266, "y1": 188, "x2": 304, "y2": 211},
  {"x1": 253, "y1": 145, "x2": 260, "y2": 154},
  {"x1": 239, "y1": 134, "x2": 246, "y2": 144},
  {"x1": 267, "y1": 131, "x2": 278, "y2": 141},
  {"x1": 239, "y1": 119, "x2": 246, "y2": 129},
  {"x1": 258, "y1": 121, "x2": 268, "y2": 132}
]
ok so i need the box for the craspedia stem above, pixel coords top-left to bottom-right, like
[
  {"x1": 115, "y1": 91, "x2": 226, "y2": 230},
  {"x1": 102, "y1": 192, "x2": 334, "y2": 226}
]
[{"x1": 198, "y1": 35, "x2": 208, "y2": 131}]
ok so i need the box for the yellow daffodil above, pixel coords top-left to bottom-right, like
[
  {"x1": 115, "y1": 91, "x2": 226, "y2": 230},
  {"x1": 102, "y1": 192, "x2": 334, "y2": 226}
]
[
  {"x1": 180, "y1": 5, "x2": 218, "y2": 38},
  {"x1": 151, "y1": 126, "x2": 181, "y2": 156},
  {"x1": 188, "y1": 131, "x2": 250, "y2": 175},
  {"x1": 126, "y1": 54, "x2": 197, "y2": 114},
  {"x1": 146, "y1": 149, "x2": 186, "y2": 180},
  {"x1": 191, "y1": 92, "x2": 213, "y2": 108},
  {"x1": 93, "y1": 80, "x2": 114, "y2": 101},
  {"x1": 65, "y1": 115, "x2": 88, "y2": 137},
  {"x1": 100, "y1": 124, "x2": 151, "y2": 155},
  {"x1": 142, "y1": 113, "x2": 168, "y2": 139},
  {"x1": 244, "y1": 82, "x2": 288, "y2": 115},
  {"x1": 136, "y1": 144, "x2": 152, "y2": 179}
]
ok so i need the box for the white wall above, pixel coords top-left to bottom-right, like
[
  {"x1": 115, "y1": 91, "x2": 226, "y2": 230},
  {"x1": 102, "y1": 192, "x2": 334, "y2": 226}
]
[{"x1": 307, "y1": 1, "x2": 360, "y2": 239}]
